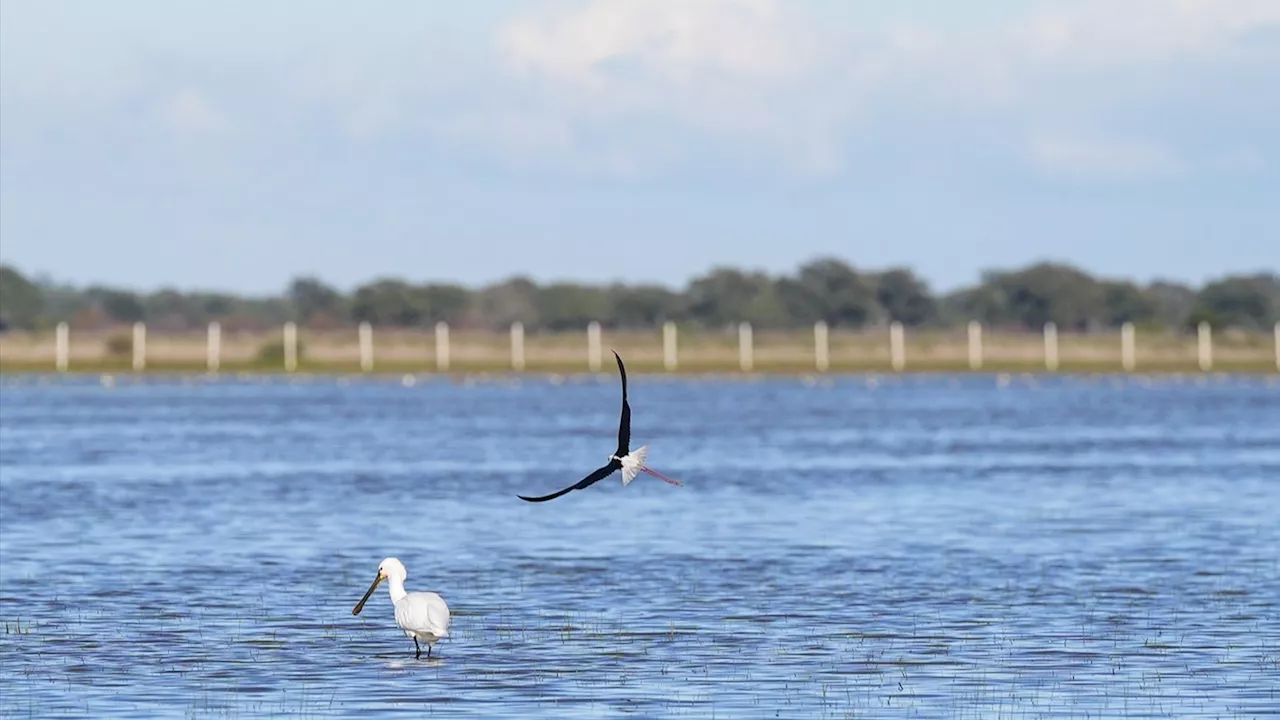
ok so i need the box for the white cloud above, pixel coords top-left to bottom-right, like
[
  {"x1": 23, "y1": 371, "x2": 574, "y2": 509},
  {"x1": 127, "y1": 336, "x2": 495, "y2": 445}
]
[
  {"x1": 1004, "y1": 1, "x2": 1280, "y2": 180},
  {"x1": 11, "y1": 1, "x2": 1272, "y2": 179},
  {"x1": 1020, "y1": 0, "x2": 1280, "y2": 68},
  {"x1": 479, "y1": 0, "x2": 1278, "y2": 176},
  {"x1": 1028, "y1": 134, "x2": 1185, "y2": 179},
  {"x1": 491, "y1": 0, "x2": 856, "y2": 172},
  {"x1": 157, "y1": 90, "x2": 226, "y2": 136},
  {"x1": 498, "y1": 0, "x2": 820, "y2": 92}
]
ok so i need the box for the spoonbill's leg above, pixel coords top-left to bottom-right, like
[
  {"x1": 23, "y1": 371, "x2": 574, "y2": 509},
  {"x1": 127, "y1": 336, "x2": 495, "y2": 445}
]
[
  {"x1": 642, "y1": 467, "x2": 683, "y2": 486},
  {"x1": 414, "y1": 638, "x2": 422, "y2": 659},
  {"x1": 427, "y1": 644, "x2": 433, "y2": 659}
]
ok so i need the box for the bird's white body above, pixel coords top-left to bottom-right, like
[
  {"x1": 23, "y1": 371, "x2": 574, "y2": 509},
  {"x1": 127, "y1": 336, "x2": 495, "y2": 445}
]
[
  {"x1": 353, "y1": 557, "x2": 450, "y2": 658},
  {"x1": 390, "y1": 585, "x2": 450, "y2": 648},
  {"x1": 613, "y1": 445, "x2": 649, "y2": 486}
]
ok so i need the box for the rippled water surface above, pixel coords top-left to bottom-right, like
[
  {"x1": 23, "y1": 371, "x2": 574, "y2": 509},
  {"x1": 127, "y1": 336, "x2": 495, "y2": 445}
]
[{"x1": 2, "y1": 373, "x2": 1279, "y2": 719}]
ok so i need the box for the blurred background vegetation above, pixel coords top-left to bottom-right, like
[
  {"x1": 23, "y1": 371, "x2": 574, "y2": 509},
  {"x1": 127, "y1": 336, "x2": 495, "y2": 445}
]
[{"x1": 1, "y1": 259, "x2": 1275, "y2": 334}]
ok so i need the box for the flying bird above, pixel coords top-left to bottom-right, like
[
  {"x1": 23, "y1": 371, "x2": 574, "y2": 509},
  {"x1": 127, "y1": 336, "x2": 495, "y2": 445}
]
[
  {"x1": 351, "y1": 557, "x2": 450, "y2": 659},
  {"x1": 518, "y1": 350, "x2": 683, "y2": 503}
]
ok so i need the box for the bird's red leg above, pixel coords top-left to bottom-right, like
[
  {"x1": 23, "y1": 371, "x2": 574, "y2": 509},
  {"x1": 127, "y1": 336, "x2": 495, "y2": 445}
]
[{"x1": 642, "y1": 467, "x2": 683, "y2": 486}]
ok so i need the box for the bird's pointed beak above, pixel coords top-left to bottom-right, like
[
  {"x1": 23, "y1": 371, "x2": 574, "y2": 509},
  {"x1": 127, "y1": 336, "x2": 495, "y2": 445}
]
[{"x1": 352, "y1": 572, "x2": 384, "y2": 616}]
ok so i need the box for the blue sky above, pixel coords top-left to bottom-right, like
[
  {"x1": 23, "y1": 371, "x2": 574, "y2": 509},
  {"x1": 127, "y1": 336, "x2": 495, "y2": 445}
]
[{"x1": 2, "y1": 0, "x2": 1277, "y2": 295}]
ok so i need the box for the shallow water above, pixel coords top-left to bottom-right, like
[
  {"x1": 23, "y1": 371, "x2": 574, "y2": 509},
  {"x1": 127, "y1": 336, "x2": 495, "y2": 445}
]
[{"x1": 1, "y1": 372, "x2": 1278, "y2": 719}]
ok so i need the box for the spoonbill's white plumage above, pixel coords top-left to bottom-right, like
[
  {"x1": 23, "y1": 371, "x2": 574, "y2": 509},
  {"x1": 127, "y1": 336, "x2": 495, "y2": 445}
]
[
  {"x1": 351, "y1": 557, "x2": 450, "y2": 659},
  {"x1": 517, "y1": 350, "x2": 684, "y2": 503}
]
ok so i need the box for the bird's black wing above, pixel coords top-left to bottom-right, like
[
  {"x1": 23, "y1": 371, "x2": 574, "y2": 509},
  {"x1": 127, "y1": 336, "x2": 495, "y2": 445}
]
[
  {"x1": 612, "y1": 350, "x2": 631, "y2": 457},
  {"x1": 517, "y1": 458, "x2": 622, "y2": 503}
]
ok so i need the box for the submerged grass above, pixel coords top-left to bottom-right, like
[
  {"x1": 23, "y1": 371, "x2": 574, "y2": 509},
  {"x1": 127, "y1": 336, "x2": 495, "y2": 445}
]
[
  {"x1": 9, "y1": 578, "x2": 1275, "y2": 719},
  {"x1": 4, "y1": 618, "x2": 35, "y2": 635},
  {"x1": 3, "y1": 575, "x2": 1277, "y2": 718}
]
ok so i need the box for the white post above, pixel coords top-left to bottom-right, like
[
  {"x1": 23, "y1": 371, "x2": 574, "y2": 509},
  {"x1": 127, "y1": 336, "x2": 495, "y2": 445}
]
[
  {"x1": 511, "y1": 321, "x2": 525, "y2": 371},
  {"x1": 207, "y1": 322, "x2": 221, "y2": 372},
  {"x1": 132, "y1": 321, "x2": 146, "y2": 371},
  {"x1": 358, "y1": 321, "x2": 374, "y2": 372},
  {"x1": 814, "y1": 321, "x2": 829, "y2": 372},
  {"x1": 1044, "y1": 322, "x2": 1059, "y2": 372},
  {"x1": 738, "y1": 322, "x2": 753, "y2": 372},
  {"x1": 1197, "y1": 321, "x2": 1212, "y2": 372},
  {"x1": 283, "y1": 322, "x2": 298, "y2": 372},
  {"x1": 968, "y1": 320, "x2": 983, "y2": 370},
  {"x1": 55, "y1": 321, "x2": 69, "y2": 372},
  {"x1": 890, "y1": 321, "x2": 905, "y2": 372},
  {"x1": 587, "y1": 321, "x2": 602, "y2": 372},
  {"x1": 1121, "y1": 322, "x2": 1136, "y2": 372},
  {"x1": 435, "y1": 322, "x2": 450, "y2": 371},
  {"x1": 663, "y1": 321, "x2": 678, "y2": 372}
]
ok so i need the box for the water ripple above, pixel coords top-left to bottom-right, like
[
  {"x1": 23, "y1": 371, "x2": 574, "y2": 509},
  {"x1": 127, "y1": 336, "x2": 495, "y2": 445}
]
[{"x1": 1, "y1": 374, "x2": 1278, "y2": 718}]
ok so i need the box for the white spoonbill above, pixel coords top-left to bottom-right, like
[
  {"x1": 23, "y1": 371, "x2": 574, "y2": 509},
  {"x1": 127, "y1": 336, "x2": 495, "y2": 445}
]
[{"x1": 351, "y1": 557, "x2": 450, "y2": 659}]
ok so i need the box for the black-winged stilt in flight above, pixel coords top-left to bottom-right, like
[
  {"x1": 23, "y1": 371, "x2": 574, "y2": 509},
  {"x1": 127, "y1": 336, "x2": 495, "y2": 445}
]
[{"x1": 517, "y1": 350, "x2": 683, "y2": 503}]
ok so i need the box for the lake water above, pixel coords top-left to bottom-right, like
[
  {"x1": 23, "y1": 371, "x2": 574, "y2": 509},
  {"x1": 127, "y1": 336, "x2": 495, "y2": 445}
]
[{"x1": 1, "y1": 372, "x2": 1278, "y2": 719}]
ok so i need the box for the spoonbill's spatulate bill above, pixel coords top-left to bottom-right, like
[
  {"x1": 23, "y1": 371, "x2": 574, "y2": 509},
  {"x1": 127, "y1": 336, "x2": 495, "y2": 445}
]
[
  {"x1": 517, "y1": 350, "x2": 684, "y2": 503},
  {"x1": 352, "y1": 557, "x2": 450, "y2": 659}
]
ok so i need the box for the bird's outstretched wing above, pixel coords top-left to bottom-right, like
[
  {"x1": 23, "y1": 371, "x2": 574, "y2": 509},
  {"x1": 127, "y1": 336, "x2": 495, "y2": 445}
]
[
  {"x1": 613, "y1": 350, "x2": 631, "y2": 458},
  {"x1": 517, "y1": 459, "x2": 623, "y2": 503}
]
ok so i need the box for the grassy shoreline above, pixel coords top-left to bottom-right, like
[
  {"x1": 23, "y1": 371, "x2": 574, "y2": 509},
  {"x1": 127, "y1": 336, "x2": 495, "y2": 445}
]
[{"x1": 3, "y1": 327, "x2": 1277, "y2": 376}]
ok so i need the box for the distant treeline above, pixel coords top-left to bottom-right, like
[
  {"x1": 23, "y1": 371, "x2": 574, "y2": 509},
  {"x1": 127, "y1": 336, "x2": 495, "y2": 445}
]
[{"x1": 1, "y1": 260, "x2": 1276, "y2": 333}]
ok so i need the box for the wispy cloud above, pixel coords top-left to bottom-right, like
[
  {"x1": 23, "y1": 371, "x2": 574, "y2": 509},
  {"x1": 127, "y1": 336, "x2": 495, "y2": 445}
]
[
  {"x1": 497, "y1": 0, "x2": 823, "y2": 88},
  {"x1": 467, "y1": 0, "x2": 1278, "y2": 176},
  {"x1": 1021, "y1": 0, "x2": 1280, "y2": 68},
  {"x1": 490, "y1": 0, "x2": 856, "y2": 172},
  {"x1": 3, "y1": 0, "x2": 1276, "y2": 179},
  {"x1": 1028, "y1": 134, "x2": 1185, "y2": 179},
  {"x1": 156, "y1": 89, "x2": 226, "y2": 137}
]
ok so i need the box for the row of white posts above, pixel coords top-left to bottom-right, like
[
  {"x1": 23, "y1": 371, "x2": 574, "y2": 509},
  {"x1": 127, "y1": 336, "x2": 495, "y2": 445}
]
[{"x1": 47, "y1": 320, "x2": 1280, "y2": 373}]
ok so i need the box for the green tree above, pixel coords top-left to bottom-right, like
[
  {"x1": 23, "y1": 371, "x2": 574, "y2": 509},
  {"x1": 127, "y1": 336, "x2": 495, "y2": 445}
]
[
  {"x1": 85, "y1": 286, "x2": 146, "y2": 323},
  {"x1": 34, "y1": 279, "x2": 92, "y2": 328},
  {"x1": 608, "y1": 284, "x2": 684, "y2": 328},
  {"x1": 421, "y1": 284, "x2": 472, "y2": 324},
  {"x1": 195, "y1": 293, "x2": 236, "y2": 318},
  {"x1": 143, "y1": 289, "x2": 196, "y2": 329},
  {"x1": 0, "y1": 265, "x2": 44, "y2": 329},
  {"x1": 776, "y1": 258, "x2": 875, "y2": 327},
  {"x1": 534, "y1": 284, "x2": 611, "y2": 331},
  {"x1": 1146, "y1": 281, "x2": 1196, "y2": 329},
  {"x1": 1099, "y1": 281, "x2": 1156, "y2": 327},
  {"x1": 982, "y1": 263, "x2": 1102, "y2": 330},
  {"x1": 475, "y1": 277, "x2": 540, "y2": 329},
  {"x1": 288, "y1": 277, "x2": 348, "y2": 325},
  {"x1": 242, "y1": 297, "x2": 295, "y2": 329},
  {"x1": 687, "y1": 268, "x2": 787, "y2": 327},
  {"x1": 740, "y1": 282, "x2": 789, "y2": 327},
  {"x1": 4, "y1": 259, "x2": 1275, "y2": 336},
  {"x1": 943, "y1": 284, "x2": 1005, "y2": 326},
  {"x1": 1189, "y1": 274, "x2": 1277, "y2": 330},
  {"x1": 873, "y1": 268, "x2": 937, "y2": 326},
  {"x1": 352, "y1": 279, "x2": 431, "y2": 326}
]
